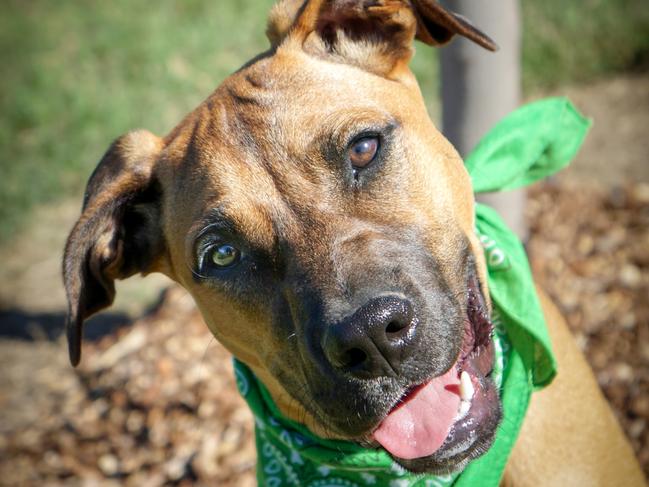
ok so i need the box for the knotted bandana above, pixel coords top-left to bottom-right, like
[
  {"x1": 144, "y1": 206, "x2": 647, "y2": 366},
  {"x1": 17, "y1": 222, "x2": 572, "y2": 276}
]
[{"x1": 233, "y1": 97, "x2": 591, "y2": 486}]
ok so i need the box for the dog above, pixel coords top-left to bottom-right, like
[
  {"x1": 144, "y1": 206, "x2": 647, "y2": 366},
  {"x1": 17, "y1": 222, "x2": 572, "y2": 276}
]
[{"x1": 62, "y1": 0, "x2": 645, "y2": 484}]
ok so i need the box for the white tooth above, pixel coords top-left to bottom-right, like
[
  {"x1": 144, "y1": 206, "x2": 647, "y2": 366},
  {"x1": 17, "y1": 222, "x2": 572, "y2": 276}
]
[
  {"x1": 456, "y1": 399, "x2": 471, "y2": 420},
  {"x1": 460, "y1": 371, "x2": 474, "y2": 401}
]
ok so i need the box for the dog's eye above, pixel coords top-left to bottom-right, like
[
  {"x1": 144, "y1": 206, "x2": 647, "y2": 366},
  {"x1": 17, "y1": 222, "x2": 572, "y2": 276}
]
[
  {"x1": 349, "y1": 136, "x2": 379, "y2": 169},
  {"x1": 209, "y1": 243, "x2": 241, "y2": 268}
]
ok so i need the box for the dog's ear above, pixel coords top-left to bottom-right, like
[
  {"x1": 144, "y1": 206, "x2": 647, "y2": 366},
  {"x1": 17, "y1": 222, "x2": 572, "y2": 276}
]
[
  {"x1": 267, "y1": 0, "x2": 496, "y2": 77},
  {"x1": 267, "y1": 0, "x2": 307, "y2": 46},
  {"x1": 410, "y1": 0, "x2": 497, "y2": 50},
  {"x1": 63, "y1": 130, "x2": 166, "y2": 366}
]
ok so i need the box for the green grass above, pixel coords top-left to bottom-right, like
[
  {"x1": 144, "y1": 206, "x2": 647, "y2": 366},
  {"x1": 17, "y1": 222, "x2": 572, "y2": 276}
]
[
  {"x1": 521, "y1": 0, "x2": 649, "y2": 91},
  {"x1": 0, "y1": 0, "x2": 272, "y2": 242},
  {"x1": 1, "y1": 0, "x2": 648, "y2": 243}
]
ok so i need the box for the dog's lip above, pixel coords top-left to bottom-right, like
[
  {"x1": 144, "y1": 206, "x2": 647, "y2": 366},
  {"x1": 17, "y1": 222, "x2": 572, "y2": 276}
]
[{"x1": 367, "y1": 271, "x2": 498, "y2": 463}]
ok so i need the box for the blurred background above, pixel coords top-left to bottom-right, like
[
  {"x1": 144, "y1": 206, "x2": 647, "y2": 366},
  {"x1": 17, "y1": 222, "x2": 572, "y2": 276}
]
[{"x1": 0, "y1": 0, "x2": 648, "y2": 485}]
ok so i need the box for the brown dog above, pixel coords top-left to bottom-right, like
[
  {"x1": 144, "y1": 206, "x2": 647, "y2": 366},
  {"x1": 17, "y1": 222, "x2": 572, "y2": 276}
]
[{"x1": 63, "y1": 0, "x2": 645, "y2": 484}]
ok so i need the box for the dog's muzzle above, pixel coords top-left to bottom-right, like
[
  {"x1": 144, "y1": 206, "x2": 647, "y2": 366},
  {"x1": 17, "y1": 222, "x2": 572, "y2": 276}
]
[{"x1": 371, "y1": 272, "x2": 500, "y2": 468}]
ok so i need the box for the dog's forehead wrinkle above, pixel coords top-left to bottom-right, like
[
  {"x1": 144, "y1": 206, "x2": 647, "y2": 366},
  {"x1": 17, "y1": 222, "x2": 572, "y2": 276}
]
[
  {"x1": 244, "y1": 70, "x2": 269, "y2": 90},
  {"x1": 225, "y1": 83, "x2": 271, "y2": 109},
  {"x1": 179, "y1": 105, "x2": 217, "y2": 164}
]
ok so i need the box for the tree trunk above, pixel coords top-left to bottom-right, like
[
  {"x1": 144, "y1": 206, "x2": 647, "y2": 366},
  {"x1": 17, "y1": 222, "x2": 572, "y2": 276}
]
[{"x1": 440, "y1": 0, "x2": 527, "y2": 241}]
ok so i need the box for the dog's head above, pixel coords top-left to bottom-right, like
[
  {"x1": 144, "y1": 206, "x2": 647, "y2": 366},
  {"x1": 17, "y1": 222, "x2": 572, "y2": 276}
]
[{"x1": 63, "y1": 0, "x2": 500, "y2": 474}]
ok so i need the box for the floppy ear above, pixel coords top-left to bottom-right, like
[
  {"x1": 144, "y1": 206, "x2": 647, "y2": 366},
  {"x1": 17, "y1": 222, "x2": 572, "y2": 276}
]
[
  {"x1": 63, "y1": 130, "x2": 166, "y2": 366},
  {"x1": 411, "y1": 0, "x2": 497, "y2": 50},
  {"x1": 267, "y1": 0, "x2": 496, "y2": 77}
]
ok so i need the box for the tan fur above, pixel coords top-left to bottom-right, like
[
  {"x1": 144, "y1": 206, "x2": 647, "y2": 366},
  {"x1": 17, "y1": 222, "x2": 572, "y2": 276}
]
[{"x1": 63, "y1": 0, "x2": 645, "y2": 483}]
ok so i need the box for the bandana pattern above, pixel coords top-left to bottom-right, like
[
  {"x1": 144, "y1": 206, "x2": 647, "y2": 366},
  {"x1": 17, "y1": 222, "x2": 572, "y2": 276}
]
[{"x1": 232, "y1": 98, "x2": 591, "y2": 486}]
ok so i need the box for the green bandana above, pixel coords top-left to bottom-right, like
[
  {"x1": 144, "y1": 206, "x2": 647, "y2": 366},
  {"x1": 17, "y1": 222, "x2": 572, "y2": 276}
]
[{"x1": 233, "y1": 97, "x2": 591, "y2": 486}]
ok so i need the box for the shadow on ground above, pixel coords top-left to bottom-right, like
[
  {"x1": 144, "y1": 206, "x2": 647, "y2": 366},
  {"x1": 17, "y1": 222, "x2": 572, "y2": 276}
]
[
  {"x1": 0, "y1": 287, "x2": 168, "y2": 343},
  {"x1": 0, "y1": 308, "x2": 132, "y2": 342}
]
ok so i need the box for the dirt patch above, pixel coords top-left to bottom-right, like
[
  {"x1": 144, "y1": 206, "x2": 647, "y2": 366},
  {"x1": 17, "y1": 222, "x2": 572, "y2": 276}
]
[{"x1": 540, "y1": 73, "x2": 649, "y2": 185}]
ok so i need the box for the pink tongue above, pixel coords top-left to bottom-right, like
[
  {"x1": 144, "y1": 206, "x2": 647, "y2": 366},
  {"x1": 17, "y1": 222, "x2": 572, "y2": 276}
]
[{"x1": 373, "y1": 368, "x2": 461, "y2": 459}]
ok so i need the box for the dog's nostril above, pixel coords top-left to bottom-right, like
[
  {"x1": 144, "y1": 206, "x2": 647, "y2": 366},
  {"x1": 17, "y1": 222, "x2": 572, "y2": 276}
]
[
  {"x1": 342, "y1": 348, "x2": 367, "y2": 369},
  {"x1": 385, "y1": 320, "x2": 407, "y2": 336}
]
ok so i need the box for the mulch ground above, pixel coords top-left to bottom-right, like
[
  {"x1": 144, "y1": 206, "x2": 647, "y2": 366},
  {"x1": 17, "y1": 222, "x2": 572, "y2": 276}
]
[
  {"x1": 527, "y1": 180, "x2": 649, "y2": 471},
  {"x1": 1, "y1": 180, "x2": 647, "y2": 485}
]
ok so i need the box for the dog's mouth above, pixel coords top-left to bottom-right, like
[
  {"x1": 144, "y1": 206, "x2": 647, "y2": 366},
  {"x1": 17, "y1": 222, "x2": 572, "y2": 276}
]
[{"x1": 369, "y1": 272, "x2": 499, "y2": 467}]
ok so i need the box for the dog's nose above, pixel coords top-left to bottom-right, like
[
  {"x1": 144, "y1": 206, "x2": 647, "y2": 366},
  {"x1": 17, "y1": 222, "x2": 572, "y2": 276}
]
[{"x1": 321, "y1": 296, "x2": 417, "y2": 379}]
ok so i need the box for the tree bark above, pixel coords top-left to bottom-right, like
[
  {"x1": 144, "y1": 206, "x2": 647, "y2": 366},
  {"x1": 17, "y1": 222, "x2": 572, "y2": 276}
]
[{"x1": 440, "y1": 0, "x2": 527, "y2": 241}]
